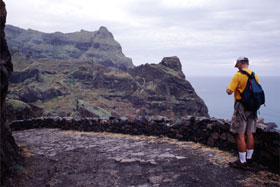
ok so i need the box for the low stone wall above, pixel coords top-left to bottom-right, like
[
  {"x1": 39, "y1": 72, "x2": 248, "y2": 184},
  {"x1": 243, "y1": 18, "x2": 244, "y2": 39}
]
[{"x1": 9, "y1": 116, "x2": 280, "y2": 173}]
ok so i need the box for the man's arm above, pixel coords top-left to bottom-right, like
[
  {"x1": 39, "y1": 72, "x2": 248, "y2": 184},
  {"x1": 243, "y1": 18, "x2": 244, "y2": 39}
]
[
  {"x1": 226, "y1": 88, "x2": 233, "y2": 95},
  {"x1": 227, "y1": 73, "x2": 238, "y2": 95}
]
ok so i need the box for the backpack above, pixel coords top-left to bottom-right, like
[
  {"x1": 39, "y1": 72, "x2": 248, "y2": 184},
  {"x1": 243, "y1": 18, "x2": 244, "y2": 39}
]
[{"x1": 239, "y1": 70, "x2": 265, "y2": 111}]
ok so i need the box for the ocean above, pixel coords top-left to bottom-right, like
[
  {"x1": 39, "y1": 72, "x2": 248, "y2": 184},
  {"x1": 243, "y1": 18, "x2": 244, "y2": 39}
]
[{"x1": 188, "y1": 76, "x2": 280, "y2": 128}]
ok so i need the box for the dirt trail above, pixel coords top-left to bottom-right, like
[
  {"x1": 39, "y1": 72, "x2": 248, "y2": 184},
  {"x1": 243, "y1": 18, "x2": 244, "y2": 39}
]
[{"x1": 6, "y1": 128, "x2": 280, "y2": 187}]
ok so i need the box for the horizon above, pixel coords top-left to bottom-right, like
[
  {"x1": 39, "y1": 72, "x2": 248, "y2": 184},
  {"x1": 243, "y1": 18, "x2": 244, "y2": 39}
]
[{"x1": 5, "y1": 0, "x2": 280, "y2": 77}]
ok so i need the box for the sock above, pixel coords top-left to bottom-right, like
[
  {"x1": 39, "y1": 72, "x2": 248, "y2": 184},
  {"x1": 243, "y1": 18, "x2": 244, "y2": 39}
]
[
  {"x1": 247, "y1": 149, "x2": 254, "y2": 159},
  {"x1": 239, "y1": 152, "x2": 246, "y2": 163}
]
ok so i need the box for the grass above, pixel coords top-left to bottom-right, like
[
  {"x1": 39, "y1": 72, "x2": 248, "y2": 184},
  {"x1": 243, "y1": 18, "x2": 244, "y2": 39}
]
[
  {"x1": 6, "y1": 99, "x2": 29, "y2": 111},
  {"x1": 78, "y1": 99, "x2": 111, "y2": 117},
  {"x1": 104, "y1": 71, "x2": 132, "y2": 79},
  {"x1": 158, "y1": 64, "x2": 181, "y2": 78}
]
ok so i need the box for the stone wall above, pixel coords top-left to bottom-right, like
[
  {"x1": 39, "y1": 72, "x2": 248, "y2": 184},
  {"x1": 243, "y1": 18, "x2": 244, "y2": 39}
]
[{"x1": 9, "y1": 116, "x2": 280, "y2": 173}]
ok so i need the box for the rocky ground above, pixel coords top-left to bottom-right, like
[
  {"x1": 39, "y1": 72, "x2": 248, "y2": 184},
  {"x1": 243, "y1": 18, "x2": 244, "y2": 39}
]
[{"x1": 3, "y1": 128, "x2": 279, "y2": 187}]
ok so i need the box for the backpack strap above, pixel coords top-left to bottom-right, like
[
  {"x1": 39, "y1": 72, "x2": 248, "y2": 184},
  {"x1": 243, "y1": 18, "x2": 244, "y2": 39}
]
[{"x1": 239, "y1": 70, "x2": 255, "y2": 79}]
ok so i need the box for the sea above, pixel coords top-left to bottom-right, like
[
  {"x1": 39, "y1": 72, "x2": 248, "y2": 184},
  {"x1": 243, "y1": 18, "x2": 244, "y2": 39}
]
[{"x1": 188, "y1": 76, "x2": 280, "y2": 128}]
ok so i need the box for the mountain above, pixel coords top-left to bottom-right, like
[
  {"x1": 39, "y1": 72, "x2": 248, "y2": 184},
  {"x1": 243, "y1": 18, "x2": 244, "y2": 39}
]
[
  {"x1": 5, "y1": 25, "x2": 134, "y2": 70},
  {"x1": 5, "y1": 25, "x2": 209, "y2": 120}
]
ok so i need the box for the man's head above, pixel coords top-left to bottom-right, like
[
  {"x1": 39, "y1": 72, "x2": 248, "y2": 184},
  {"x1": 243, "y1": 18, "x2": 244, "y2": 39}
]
[{"x1": 235, "y1": 56, "x2": 249, "y2": 69}]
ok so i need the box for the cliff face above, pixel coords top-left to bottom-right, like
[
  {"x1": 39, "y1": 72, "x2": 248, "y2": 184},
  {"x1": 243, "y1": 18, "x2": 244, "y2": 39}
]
[
  {"x1": 0, "y1": 0, "x2": 23, "y2": 183},
  {"x1": 128, "y1": 57, "x2": 208, "y2": 117},
  {"x1": 5, "y1": 25, "x2": 134, "y2": 70}
]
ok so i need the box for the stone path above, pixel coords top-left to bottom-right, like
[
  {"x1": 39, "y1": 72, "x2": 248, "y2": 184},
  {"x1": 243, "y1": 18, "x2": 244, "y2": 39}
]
[{"x1": 10, "y1": 128, "x2": 280, "y2": 187}]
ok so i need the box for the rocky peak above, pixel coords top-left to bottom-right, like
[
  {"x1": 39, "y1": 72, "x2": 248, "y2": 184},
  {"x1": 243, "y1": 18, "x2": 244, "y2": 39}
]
[
  {"x1": 160, "y1": 56, "x2": 185, "y2": 79},
  {"x1": 96, "y1": 26, "x2": 113, "y2": 38},
  {"x1": 160, "y1": 56, "x2": 182, "y2": 72}
]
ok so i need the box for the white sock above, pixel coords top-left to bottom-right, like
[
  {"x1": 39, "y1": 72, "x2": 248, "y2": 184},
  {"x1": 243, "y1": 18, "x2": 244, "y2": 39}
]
[
  {"x1": 247, "y1": 149, "x2": 254, "y2": 159},
  {"x1": 239, "y1": 152, "x2": 246, "y2": 163}
]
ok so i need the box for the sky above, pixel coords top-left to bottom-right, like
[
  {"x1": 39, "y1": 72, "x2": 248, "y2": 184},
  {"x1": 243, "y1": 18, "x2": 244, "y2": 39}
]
[{"x1": 4, "y1": 0, "x2": 280, "y2": 77}]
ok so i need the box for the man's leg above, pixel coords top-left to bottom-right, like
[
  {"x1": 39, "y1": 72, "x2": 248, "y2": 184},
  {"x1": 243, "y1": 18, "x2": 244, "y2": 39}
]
[
  {"x1": 246, "y1": 133, "x2": 254, "y2": 159},
  {"x1": 236, "y1": 133, "x2": 247, "y2": 163},
  {"x1": 230, "y1": 102, "x2": 247, "y2": 167},
  {"x1": 245, "y1": 109, "x2": 257, "y2": 161}
]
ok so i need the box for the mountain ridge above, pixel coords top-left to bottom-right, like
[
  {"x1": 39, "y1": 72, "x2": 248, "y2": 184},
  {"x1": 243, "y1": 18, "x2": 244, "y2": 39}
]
[{"x1": 5, "y1": 25, "x2": 134, "y2": 70}]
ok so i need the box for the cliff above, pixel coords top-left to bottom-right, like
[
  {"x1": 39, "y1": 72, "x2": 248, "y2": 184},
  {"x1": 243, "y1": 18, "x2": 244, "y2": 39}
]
[{"x1": 0, "y1": 0, "x2": 23, "y2": 183}]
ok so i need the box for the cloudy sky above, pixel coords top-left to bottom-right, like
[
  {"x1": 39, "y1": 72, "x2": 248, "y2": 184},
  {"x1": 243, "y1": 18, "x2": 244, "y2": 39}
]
[{"x1": 5, "y1": 0, "x2": 280, "y2": 76}]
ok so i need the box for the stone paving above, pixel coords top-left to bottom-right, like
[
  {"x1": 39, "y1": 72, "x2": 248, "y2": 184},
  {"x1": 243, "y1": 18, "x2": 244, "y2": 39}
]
[{"x1": 10, "y1": 128, "x2": 280, "y2": 187}]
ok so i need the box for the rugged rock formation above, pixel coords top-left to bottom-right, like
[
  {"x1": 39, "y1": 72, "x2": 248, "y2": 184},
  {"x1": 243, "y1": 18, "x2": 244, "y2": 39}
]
[
  {"x1": 18, "y1": 87, "x2": 63, "y2": 103},
  {"x1": 9, "y1": 68, "x2": 42, "y2": 83},
  {"x1": 128, "y1": 57, "x2": 209, "y2": 117},
  {"x1": 0, "y1": 0, "x2": 23, "y2": 183},
  {"x1": 8, "y1": 54, "x2": 209, "y2": 119},
  {"x1": 5, "y1": 24, "x2": 208, "y2": 120},
  {"x1": 5, "y1": 25, "x2": 134, "y2": 70},
  {"x1": 160, "y1": 56, "x2": 185, "y2": 79}
]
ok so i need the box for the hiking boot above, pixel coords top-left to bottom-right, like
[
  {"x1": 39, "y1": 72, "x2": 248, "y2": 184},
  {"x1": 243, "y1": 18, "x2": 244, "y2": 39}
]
[
  {"x1": 246, "y1": 159, "x2": 256, "y2": 167},
  {"x1": 229, "y1": 160, "x2": 247, "y2": 170}
]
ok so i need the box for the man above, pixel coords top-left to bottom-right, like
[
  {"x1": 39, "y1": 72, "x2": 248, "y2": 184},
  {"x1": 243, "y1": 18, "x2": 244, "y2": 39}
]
[{"x1": 226, "y1": 56, "x2": 259, "y2": 168}]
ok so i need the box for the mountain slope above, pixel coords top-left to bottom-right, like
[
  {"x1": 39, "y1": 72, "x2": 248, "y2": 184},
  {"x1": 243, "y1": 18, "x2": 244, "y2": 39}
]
[{"x1": 5, "y1": 25, "x2": 134, "y2": 70}]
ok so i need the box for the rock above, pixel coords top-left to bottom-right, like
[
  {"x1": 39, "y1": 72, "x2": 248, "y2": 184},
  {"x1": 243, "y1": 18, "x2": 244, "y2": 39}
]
[
  {"x1": 257, "y1": 123, "x2": 267, "y2": 130},
  {"x1": 70, "y1": 69, "x2": 93, "y2": 80},
  {"x1": 128, "y1": 60, "x2": 209, "y2": 118},
  {"x1": 120, "y1": 158, "x2": 137, "y2": 163},
  {"x1": 19, "y1": 87, "x2": 43, "y2": 102},
  {"x1": 148, "y1": 176, "x2": 163, "y2": 184},
  {"x1": 227, "y1": 133, "x2": 236, "y2": 143},
  {"x1": 9, "y1": 68, "x2": 42, "y2": 83},
  {"x1": 257, "y1": 117, "x2": 264, "y2": 124},
  {"x1": 220, "y1": 133, "x2": 227, "y2": 140},
  {"x1": 159, "y1": 153, "x2": 176, "y2": 158},
  {"x1": 152, "y1": 115, "x2": 168, "y2": 122},
  {"x1": 120, "y1": 117, "x2": 128, "y2": 122},
  {"x1": 175, "y1": 156, "x2": 186, "y2": 159},
  {"x1": 211, "y1": 132, "x2": 219, "y2": 140},
  {"x1": 207, "y1": 137, "x2": 215, "y2": 147},
  {"x1": 147, "y1": 159, "x2": 157, "y2": 165},
  {"x1": 207, "y1": 123, "x2": 213, "y2": 130},
  {"x1": 19, "y1": 87, "x2": 63, "y2": 103},
  {"x1": 265, "y1": 122, "x2": 277, "y2": 130},
  {"x1": 42, "y1": 88, "x2": 63, "y2": 100},
  {"x1": 0, "y1": 0, "x2": 23, "y2": 183},
  {"x1": 160, "y1": 56, "x2": 185, "y2": 79}
]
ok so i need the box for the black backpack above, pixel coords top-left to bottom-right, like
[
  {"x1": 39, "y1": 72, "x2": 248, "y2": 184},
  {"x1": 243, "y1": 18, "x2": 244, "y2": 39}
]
[{"x1": 239, "y1": 70, "x2": 265, "y2": 111}]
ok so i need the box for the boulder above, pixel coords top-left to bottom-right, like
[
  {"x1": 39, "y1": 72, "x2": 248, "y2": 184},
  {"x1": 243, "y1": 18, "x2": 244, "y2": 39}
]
[{"x1": 9, "y1": 68, "x2": 42, "y2": 83}]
